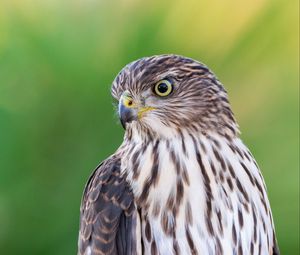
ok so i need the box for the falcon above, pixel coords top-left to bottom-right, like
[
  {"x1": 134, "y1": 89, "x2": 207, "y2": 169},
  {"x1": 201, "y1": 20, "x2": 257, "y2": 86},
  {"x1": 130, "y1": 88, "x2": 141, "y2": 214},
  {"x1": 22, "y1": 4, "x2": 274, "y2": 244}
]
[{"x1": 78, "y1": 54, "x2": 279, "y2": 255}]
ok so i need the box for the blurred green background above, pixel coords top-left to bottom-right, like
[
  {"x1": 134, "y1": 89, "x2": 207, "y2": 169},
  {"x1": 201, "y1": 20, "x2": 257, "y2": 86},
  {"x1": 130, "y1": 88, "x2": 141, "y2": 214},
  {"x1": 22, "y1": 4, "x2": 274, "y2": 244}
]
[{"x1": 0, "y1": 0, "x2": 298, "y2": 254}]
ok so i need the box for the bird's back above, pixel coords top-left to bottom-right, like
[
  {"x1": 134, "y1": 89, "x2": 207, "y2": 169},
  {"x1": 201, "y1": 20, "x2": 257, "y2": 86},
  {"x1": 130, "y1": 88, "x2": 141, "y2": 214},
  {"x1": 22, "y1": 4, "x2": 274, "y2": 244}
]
[{"x1": 78, "y1": 156, "x2": 139, "y2": 255}]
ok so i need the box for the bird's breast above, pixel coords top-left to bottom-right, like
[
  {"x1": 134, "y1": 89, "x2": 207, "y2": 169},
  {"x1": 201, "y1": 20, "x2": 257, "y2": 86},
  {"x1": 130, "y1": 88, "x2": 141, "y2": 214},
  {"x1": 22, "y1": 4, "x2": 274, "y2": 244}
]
[{"x1": 120, "y1": 132, "x2": 275, "y2": 255}]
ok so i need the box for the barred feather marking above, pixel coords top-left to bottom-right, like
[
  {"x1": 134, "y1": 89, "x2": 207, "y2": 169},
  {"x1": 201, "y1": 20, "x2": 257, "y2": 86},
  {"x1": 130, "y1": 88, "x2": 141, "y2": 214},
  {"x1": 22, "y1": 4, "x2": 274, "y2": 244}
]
[
  {"x1": 79, "y1": 54, "x2": 279, "y2": 255},
  {"x1": 121, "y1": 129, "x2": 278, "y2": 255}
]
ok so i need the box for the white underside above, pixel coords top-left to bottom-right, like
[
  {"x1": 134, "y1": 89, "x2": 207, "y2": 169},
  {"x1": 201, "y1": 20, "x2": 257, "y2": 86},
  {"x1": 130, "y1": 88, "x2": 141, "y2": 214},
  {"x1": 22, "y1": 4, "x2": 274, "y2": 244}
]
[{"x1": 122, "y1": 131, "x2": 275, "y2": 255}]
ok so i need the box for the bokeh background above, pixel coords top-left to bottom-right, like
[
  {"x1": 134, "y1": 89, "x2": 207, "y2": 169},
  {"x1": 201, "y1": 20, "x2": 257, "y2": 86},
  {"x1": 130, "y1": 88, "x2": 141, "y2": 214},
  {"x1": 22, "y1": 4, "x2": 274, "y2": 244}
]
[{"x1": 0, "y1": 0, "x2": 298, "y2": 254}]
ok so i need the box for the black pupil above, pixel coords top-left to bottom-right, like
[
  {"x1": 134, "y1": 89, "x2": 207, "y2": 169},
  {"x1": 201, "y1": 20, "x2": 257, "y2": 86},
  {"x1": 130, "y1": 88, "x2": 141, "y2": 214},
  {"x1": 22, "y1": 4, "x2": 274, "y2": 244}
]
[{"x1": 158, "y1": 82, "x2": 169, "y2": 93}]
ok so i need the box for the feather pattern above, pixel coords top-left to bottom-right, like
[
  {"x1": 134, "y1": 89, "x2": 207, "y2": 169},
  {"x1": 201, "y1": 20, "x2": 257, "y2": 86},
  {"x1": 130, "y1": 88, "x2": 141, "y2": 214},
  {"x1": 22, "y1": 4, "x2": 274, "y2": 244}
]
[
  {"x1": 78, "y1": 54, "x2": 279, "y2": 254},
  {"x1": 120, "y1": 128, "x2": 279, "y2": 254},
  {"x1": 78, "y1": 155, "x2": 139, "y2": 255}
]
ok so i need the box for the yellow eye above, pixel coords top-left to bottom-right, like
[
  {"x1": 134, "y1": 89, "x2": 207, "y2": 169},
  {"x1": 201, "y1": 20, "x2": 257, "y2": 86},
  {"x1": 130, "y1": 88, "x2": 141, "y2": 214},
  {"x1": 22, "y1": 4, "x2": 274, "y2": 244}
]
[{"x1": 153, "y1": 79, "x2": 173, "y2": 97}]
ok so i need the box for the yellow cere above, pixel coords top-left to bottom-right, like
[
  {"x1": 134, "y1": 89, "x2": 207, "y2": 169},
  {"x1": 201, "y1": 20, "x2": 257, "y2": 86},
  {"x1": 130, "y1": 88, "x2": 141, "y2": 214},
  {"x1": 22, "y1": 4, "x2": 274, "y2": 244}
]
[{"x1": 122, "y1": 95, "x2": 135, "y2": 108}]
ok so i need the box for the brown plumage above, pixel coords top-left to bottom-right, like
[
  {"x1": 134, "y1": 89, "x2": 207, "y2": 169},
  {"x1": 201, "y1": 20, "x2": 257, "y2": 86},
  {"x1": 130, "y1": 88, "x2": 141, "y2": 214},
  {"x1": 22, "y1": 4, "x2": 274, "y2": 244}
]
[
  {"x1": 78, "y1": 54, "x2": 279, "y2": 255},
  {"x1": 78, "y1": 155, "x2": 138, "y2": 254}
]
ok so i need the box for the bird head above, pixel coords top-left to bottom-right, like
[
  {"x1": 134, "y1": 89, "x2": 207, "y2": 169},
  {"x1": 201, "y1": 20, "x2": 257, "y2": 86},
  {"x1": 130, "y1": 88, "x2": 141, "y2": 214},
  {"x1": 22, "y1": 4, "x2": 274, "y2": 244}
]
[{"x1": 111, "y1": 54, "x2": 238, "y2": 139}]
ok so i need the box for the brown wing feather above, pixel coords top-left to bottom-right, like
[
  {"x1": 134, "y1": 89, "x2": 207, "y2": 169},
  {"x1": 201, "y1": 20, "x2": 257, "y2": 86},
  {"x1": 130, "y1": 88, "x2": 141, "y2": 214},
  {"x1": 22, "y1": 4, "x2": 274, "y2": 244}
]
[{"x1": 78, "y1": 156, "x2": 137, "y2": 255}]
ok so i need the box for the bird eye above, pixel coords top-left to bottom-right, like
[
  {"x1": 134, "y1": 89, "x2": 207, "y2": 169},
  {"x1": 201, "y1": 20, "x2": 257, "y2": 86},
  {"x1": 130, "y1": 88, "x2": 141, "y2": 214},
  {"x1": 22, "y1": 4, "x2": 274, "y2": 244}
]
[{"x1": 153, "y1": 79, "x2": 173, "y2": 97}]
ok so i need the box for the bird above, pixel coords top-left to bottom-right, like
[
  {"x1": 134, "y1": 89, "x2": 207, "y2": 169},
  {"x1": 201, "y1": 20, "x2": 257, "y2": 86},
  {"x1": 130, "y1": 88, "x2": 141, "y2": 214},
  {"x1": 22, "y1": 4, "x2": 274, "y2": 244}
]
[{"x1": 77, "y1": 54, "x2": 280, "y2": 255}]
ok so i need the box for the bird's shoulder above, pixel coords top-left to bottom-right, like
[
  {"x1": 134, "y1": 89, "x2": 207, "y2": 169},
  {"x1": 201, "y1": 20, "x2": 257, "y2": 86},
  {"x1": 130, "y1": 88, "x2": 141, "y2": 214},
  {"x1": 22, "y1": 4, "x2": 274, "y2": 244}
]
[{"x1": 78, "y1": 155, "x2": 137, "y2": 255}]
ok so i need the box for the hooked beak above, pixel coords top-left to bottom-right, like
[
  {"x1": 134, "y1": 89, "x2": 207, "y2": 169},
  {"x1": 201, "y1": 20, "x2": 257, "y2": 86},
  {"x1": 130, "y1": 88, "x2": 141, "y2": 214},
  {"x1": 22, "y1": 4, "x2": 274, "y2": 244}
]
[
  {"x1": 118, "y1": 91, "x2": 155, "y2": 129},
  {"x1": 118, "y1": 92, "x2": 137, "y2": 129}
]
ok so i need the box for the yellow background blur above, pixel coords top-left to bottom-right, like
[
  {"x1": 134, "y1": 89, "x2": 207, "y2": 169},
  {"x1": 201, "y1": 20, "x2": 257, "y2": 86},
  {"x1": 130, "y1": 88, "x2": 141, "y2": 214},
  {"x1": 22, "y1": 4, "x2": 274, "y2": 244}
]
[{"x1": 0, "y1": 0, "x2": 299, "y2": 254}]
